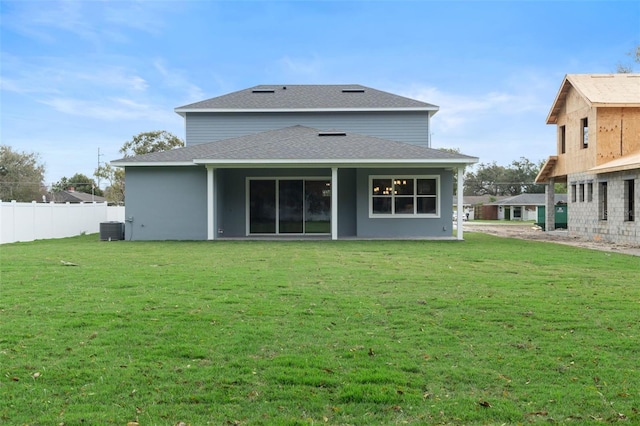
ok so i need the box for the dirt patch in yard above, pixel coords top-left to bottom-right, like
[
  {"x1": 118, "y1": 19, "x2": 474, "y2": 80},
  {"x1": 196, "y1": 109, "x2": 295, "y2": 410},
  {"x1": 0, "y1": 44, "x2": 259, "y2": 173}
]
[{"x1": 462, "y1": 222, "x2": 640, "y2": 257}]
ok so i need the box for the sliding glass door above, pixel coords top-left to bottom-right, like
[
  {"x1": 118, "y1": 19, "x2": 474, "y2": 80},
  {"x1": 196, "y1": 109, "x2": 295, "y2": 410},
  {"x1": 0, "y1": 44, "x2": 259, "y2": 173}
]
[
  {"x1": 249, "y1": 180, "x2": 276, "y2": 233},
  {"x1": 248, "y1": 178, "x2": 331, "y2": 235},
  {"x1": 279, "y1": 180, "x2": 303, "y2": 233},
  {"x1": 304, "y1": 180, "x2": 331, "y2": 233}
]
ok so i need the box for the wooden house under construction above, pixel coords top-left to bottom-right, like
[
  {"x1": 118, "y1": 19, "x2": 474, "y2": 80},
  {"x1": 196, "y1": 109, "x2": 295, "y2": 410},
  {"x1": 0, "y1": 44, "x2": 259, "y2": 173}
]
[{"x1": 536, "y1": 74, "x2": 640, "y2": 245}]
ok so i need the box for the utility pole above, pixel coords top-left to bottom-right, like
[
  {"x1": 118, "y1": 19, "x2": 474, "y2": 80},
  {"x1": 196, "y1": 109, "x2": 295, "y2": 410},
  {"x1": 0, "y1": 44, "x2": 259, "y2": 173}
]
[{"x1": 97, "y1": 147, "x2": 104, "y2": 190}]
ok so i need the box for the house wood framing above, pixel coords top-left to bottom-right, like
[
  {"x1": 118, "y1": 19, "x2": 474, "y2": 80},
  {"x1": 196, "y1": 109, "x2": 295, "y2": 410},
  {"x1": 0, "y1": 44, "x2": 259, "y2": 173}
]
[
  {"x1": 535, "y1": 74, "x2": 640, "y2": 245},
  {"x1": 112, "y1": 85, "x2": 478, "y2": 241}
]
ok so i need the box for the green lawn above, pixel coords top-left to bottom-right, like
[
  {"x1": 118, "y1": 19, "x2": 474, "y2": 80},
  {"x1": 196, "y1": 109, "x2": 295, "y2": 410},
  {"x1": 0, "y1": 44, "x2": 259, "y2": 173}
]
[{"x1": 1, "y1": 234, "x2": 639, "y2": 425}]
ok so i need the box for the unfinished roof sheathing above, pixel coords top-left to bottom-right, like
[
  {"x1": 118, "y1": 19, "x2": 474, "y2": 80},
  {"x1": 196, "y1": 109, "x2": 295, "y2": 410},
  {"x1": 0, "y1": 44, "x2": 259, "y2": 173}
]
[
  {"x1": 547, "y1": 74, "x2": 640, "y2": 124},
  {"x1": 589, "y1": 150, "x2": 640, "y2": 174}
]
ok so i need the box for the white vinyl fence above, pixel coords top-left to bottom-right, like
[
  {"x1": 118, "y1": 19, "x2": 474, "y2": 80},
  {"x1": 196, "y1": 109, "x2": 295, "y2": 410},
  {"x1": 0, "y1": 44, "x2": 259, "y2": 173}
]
[{"x1": 0, "y1": 200, "x2": 125, "y2": 244}]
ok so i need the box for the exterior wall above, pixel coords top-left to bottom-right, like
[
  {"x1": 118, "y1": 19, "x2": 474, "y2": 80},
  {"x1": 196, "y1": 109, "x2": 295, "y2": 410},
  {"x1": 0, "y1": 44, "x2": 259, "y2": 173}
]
[
  {"x1": 495, "y1": 205, "x2": 537, "y2": 221},
  {"x1": 568, "y1": 170, "x2": 639, "y2": 245},
  {"x1": 185, "y1": 111, "x2": 430, "y2": 147},
  {"x1": 552, "y1": 86, "x2": 596, "y2": 178},
  {"x1": 355, "y1": 168, "x2": 454, "y2": 238},
  {"x1": 125, "y1": 166, "x2": 208, "y2": 240},
  {"x1": 552, "y1": 92, "x2": 640, "y2": 181},
  {"x1": 125, "y1": 166, "x2": 456, "y2": 240},
  {"x1": 337, "y1": 168, "x2": 357, "y2": 237},
  {"x1": 597, "y1": 107, "x2": 640, "y2": 164}
]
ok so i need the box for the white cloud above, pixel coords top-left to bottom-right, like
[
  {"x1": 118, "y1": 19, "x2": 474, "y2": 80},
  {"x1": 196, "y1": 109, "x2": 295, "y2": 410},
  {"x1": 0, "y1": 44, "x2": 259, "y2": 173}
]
[
  {"x1": 0, "y1": 54, "x2": 149, "y2": 96},
  {"x1": 153, "y1": 59, "x2": 204, "y2": 103},
  {"x1": 280, "y1": 56, "x2": 319, "y2": 74},
  {"x1": 74, "y1": 68, "x2": 149, "y2": 92},
  {"x1": 401, "y1": 85, "x2": 546, "y2": 133},
  {"x1": 39, "y1": 96, "x2": 175, "y2": 123},
  {"x1": 393, "y1": 74, "x2": 558, "y2": 164},
  {"x1": 3, "y1": 0, "x2": 170, "y2": 46}
]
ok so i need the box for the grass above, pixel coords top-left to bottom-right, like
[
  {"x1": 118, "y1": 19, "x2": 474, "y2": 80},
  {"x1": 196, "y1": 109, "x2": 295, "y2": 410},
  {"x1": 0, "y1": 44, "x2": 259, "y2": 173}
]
[{"x1": 1, "y1": 233, "x2": 639, "y2": 425}]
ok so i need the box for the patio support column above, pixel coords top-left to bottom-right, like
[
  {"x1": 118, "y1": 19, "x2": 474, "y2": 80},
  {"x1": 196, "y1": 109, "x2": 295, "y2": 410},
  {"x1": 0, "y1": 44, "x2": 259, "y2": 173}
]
[
  {"x1": 331, "y1": 167, "x2": 338, "y2": 240},
  {"x1": 456, "y1": 167, "x2": 464, "y2": 240},
  {"x1": 545, "y1": 178, "x2": 555, "y2": 231},
  {"x1": 207, "y1": 166, "x2": 216, "y2": 240}
]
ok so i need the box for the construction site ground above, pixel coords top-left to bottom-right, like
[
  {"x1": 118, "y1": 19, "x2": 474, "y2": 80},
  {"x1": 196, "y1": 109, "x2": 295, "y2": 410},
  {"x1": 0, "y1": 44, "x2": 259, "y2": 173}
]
[{"x1": 462, "y1": 221, "x2": 640, "y2": 257}]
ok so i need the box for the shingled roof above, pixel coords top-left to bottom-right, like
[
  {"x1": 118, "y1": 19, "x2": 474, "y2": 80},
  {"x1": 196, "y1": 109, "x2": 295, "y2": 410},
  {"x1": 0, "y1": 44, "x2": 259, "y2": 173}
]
[
  {"x1": 175, "y1": 85, "x2": 438, "y2": 114},
  {"x1": 49, "y1": 190, "x2": 107, "y2": 203},
  {"x1": 112, "y1": 125, "x2": 476, "y2": 167}
]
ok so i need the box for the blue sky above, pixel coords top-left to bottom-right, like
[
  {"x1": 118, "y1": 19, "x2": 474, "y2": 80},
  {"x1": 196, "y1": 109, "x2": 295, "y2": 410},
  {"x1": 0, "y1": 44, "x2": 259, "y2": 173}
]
[{"x1": 1, "y1": 0, "x2": 638, "y2": 188}]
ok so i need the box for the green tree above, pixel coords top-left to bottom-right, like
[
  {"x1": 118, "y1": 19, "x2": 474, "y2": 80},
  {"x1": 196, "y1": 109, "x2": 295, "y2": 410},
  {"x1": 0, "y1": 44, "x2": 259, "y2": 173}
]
[
  {"x1": 438, "y1": 147, "x2": 467, "y2": 194},
  {"x1": 119, "y1": 130, "x2": 184, "y2": 157},
  {"x1": 94, "y1": 164, "x2": 124, "y2": 205},
  {"x1": 0, "y1": 145, "x2": 46, "y2": 202},
  {"x1": 503, "y1": 157, "x2": 545, "y2": 194},
  {"x1": 464, "y1": 157, "x2": 545, "y2": 196},
  {"x1": 52, "y1": 173, "x2": 103, "y2": 196},
  {"x1": 464, "y1": 161, "x2": 507, "y2": 196},
  {"x1": 95, "y1": 130, "x2": 184, "y2": 204}
]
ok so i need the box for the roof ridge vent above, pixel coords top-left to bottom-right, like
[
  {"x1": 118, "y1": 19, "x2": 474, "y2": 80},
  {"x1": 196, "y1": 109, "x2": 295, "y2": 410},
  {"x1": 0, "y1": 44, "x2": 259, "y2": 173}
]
[
  {"x1": 252, "y1": 88, "x2": 275, "y2": 93},
  {"x1": 318, "y1": 131, "x2": 347, "y2": 136},
  {"x1": 341, "y1": 88, "x2": 365, "y2": 93}
]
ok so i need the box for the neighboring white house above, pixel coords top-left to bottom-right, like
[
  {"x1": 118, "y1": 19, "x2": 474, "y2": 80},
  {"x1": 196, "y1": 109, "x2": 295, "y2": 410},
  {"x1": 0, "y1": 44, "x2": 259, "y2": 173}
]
[{"x1": 488, "y1": 193, "x2": 567, "y2": 222}]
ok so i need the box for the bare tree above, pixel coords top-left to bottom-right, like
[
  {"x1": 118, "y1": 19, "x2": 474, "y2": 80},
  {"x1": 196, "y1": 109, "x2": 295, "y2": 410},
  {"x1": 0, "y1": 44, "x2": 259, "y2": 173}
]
[{"x1": 617, "y1": 44, "x2": 640, "y2": 73}]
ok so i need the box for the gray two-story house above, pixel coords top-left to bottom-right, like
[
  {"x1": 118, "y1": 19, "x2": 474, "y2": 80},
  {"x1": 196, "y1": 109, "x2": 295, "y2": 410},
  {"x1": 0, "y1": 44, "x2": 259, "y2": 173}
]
[{"x1": 112, "y1": 85, "x2": 478, "y2": 240}]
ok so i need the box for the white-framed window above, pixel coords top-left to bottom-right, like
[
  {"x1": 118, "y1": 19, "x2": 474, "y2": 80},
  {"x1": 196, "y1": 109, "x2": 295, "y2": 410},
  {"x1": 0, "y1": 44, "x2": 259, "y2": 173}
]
[{"x1": 369, "y1": 175, "x2": 440, "y2": 218}]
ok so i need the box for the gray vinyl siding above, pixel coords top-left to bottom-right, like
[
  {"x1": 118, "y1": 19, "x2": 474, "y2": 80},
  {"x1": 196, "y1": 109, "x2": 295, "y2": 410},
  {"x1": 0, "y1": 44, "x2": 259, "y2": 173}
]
[
  {"x1": 338, "y1": 168, "x2": 357, "y2": 237},
  {"x1": 123, "y1": 165, "x2": 453, "y2": 240},
  {"x1": 355, "y1": 168, "x2": 454, "y2": 238},
  {"x1": 124, "y1": 166, "x2": 207, "y2": 240},
  {"x1": 185, "y1": 111, "x2": 430, "y2": 147}
]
